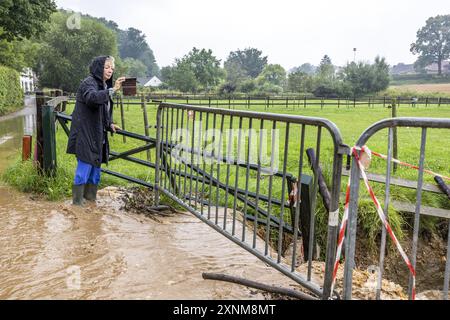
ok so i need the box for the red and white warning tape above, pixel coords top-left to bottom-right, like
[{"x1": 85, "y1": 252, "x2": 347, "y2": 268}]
[
  {"x1": 330, "y1": 177, "x2": 350, "y2": 295},
  {"x1": 330, "y1": 146, "x2": 417, "y2": 299},
  {"x1": 370, "y1": 149, "x2": 450, "y2": 181}
]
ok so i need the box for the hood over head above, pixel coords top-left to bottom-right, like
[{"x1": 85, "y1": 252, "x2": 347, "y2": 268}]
[{"x1": 89, "y1": 56, "x2": 114, "y2": 88}]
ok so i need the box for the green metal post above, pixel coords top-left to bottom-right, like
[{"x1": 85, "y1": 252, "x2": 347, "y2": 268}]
[{"x1": 42, "y1": 104, "x2": 57, "y2": 176}]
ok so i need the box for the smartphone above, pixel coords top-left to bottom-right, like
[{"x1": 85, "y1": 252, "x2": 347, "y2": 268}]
[{"x1": 122, "y1": 77, "x2": 137, "y2": 96}]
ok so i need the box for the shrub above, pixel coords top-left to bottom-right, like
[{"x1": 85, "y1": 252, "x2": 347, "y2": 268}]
[{"x1": 0, "y1": 65, "x2": 24, "y2": 116}]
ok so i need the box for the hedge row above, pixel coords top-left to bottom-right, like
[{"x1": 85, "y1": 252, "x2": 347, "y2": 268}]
[{"x1": 0, "y1": 65, "x2": 24, "y2": 116}]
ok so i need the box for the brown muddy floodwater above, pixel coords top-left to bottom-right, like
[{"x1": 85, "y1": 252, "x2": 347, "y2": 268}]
[
  {"x1": 0, "y1": 186, "x2": 300, "y2": 299},
  {"x1": 0, "y1": 101, "x2": 299, "y2": 299}
]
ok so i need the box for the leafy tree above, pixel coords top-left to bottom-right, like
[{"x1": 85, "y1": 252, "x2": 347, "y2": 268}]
[
  {"x1": 181, "y1": 47, "x2": 224, "y2": 91},
  {"x1": 312, "y1": 82, "x2": 344, "y2": 98},
  {"x1": 161, "y1": 48, "x2": 224, "y2": 92},
  {"x1": 317, "y1": 55, "x2": 335, "y2": 80},
  {"x1": 34, "y1": 12, "x2": 120, "y2": 92},
  {"x1": 119, "y1": 27, "x2": 159, "y2": 77},
  {"x1": 0, "y1": 40, "x2": 27, "y2": 71},
  {"x1": 288, "y1": 70, "x2": 314, "y2": 93},
  {"x1": 340, "y1": 56, "x2": 390, "y2": 97},
  {"x1": 217, "y1": 82, "x2": 237, "y2": 95},
  {"x1": 224, "y1": 48, "x2": 268, "y2": 79},
  {"x1": 62, "y1": 12, "x2": 160, "y2": 77},
  {"x1": 256, "y1": 64, "x2": 287, "y2": 88},
  {"x1": 224, "y1": 59, "x2": 249, "y2": 85},
  {"x1": 292, "y1": 63, "x2": 316, "y2": 75},
  {"x1": 239, "y1": 79, "x2": 257, "y2": 93},
  {"x1": 340, "y1": 62, "x2": 373, "y2": 97},
  {"x1": 160, "y1": 66, "x2": 173, "y2": 83},
  {"x1": 164, "y1": 61, "x2": 199, "y2": 92},
  {"x1": 119, "y1": 28, "x2": 149, "y2": 58},
  {"x1": 411, "y1": 15, "x2": 450, "y2": 75},
  {"x1": 123, "y1": 58, "x2": 147, "y2": 78},
  {"x1": 0, "y1": 0, "x2": 56, "y2": 41},
  {"x1": 372, "y1": 56, "x2": 390, "y2": 92}
]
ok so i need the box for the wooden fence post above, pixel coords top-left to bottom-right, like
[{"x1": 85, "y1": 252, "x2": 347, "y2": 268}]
[{"x1": 22, "y1": 135, "x2": 32, "y2": 161}]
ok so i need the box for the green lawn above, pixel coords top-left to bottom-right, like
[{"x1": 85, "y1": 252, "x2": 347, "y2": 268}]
[
  {"x1": 3, "y1": 99, "x2": 449, "y2": 250},
  {"x1": 51, "y1": 100, "x2": 449, "y2": 212}
]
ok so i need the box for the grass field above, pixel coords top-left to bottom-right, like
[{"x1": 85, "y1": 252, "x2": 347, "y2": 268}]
[
  {"x1": 390, "y1": 83, "x2": 450, "y2": 94},
  {"x1": 3, "y1": 99, "x2": 449, "y2": 251}
]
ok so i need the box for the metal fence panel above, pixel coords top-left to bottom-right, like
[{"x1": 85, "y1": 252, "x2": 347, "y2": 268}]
[
  {"x1": 154, "y1": 102, "x2": 348, "y2": 299},
  {"x1": 343, "y1": 117, "x2": 450, "y2": 300}
]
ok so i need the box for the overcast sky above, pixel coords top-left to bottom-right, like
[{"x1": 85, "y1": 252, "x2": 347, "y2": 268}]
[{"x1": 55, "y1": 0, "x2": 450, "y2": 70}]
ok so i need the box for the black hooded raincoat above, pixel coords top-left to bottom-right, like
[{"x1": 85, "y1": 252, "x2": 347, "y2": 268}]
[{"x1": 67, "y1": 56, "x2": 114, "y2": 167}]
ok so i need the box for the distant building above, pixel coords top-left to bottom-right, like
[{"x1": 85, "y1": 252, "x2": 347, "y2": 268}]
[
  {"x1": 20, "y1": 68, "x2": 35, "y2": 93},
  {"x1": 424, "y1": 61, "x2": 450, "y2": 74},
  {"x1": 390, "y1": 61, "x2": 450, "y2": 75},
  {"x1": 144, "y1": 76, "x2": 162, "y2": 87},
  {"x1": 390, "y1": 63, "x2": 415, "y2": 75}
]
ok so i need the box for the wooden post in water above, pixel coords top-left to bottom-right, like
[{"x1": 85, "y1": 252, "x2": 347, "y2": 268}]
[
  {"x1": 22, "y1": 135, "x2": 32, "y2": 161},
  {"x1": 141, "y1": 94, "x2": 151, "y2": 161}
]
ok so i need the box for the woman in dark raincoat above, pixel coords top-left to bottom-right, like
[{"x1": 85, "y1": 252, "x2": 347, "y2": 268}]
[{"x1": 67, "y1": 56, "x2": 125, "y2": 205}]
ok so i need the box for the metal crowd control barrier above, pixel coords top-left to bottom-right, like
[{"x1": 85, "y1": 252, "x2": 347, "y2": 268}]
[
  {"x1": 154, "y1": 102, "x2": 348, "y2": 299},
  {"x1": 343, "y1": 117, "x2": 450, "y2": 300}
]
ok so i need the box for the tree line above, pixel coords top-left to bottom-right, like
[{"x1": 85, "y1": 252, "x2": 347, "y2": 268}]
[
  {"x1": 0, "y1": 2, "x2": 159, "y2": 93},
  {"x1": 0, "y1": 1, "x2": 448, "y2": 97},
  {"x1": 160, "y1": 48, "x2": 391, "y2": 98}
]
